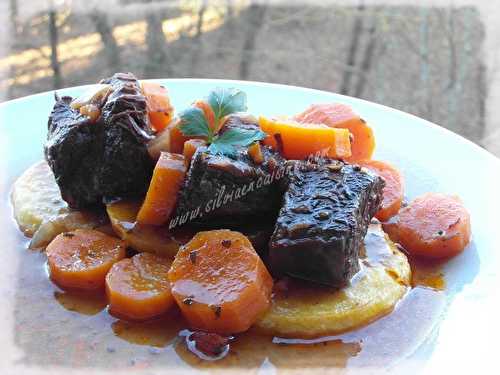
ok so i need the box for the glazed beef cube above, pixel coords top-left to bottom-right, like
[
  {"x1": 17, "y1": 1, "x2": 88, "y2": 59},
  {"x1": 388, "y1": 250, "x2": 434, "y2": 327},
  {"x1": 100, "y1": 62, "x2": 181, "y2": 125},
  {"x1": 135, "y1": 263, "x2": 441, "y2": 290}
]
[
  {"x1": 45, "y1": 72, "x2": 154, "y2": 208},
  {"x1": 219, "y1": 113, "x2": 261, "y2": 134},
  {"x1": 242, "y1": 225, "x2": 274, "y2": 259},
  {"x1": 269, "y1": 162, "x2": 385, "y2": 287},
  {"x1": 188, "y1": 220, "x2": 275, "y2": 259},
  {"x1": 172, "y1": 146, "x2": 290, "y2": 227}
]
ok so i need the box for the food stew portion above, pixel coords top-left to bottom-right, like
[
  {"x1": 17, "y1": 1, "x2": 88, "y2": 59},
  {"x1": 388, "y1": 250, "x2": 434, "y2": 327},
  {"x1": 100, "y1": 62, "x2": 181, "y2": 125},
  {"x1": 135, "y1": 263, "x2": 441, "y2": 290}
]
[{"x1": 11, "y1": 72, "x2": 471, "y2": 361}]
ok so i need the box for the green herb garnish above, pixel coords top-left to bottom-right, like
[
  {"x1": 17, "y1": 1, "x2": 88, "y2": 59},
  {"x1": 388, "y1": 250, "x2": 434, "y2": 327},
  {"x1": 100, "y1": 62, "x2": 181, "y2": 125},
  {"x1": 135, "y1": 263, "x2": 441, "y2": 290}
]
[
  {"x1": 179, "y1": 88, "x2": 265, "y2": 157},
  {"x1": 207, "y1": 87, "x2": 247, "y2": 121},
  {"x1": 209, "y1": 127, "x2": 266, "y2": 156},
  {"x1": 178, "y1": 107, "x2": 212, "y2": 140}
]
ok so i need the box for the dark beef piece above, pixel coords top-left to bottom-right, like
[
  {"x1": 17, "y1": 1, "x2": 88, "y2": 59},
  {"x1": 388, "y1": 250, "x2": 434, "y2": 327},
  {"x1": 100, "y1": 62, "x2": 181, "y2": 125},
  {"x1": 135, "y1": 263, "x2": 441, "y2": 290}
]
[
  {"x1": 173, "y1": 113, "x2": 283, "y2": 249},
  {"x1": 45, "y1": 72, "x2": 154, "y2": 208},
  {"x1": 189, "y1": 219, "x2": 275, "y2": 259},
  {"x1": 173, "y1": 145, "x2": 290, "y2": 227},
  {"x1": 269, "y1": 162, "x2": 385, "y2": 287},
  {"x1": 241, "y1": 225, "x2": 274, "y2": 259},
  {"x1": 99, "y1": 73, "x2": 153, "y2": 139},
  {"x1": 219, "y1": 113, "x2": 260, "y2": 134}
]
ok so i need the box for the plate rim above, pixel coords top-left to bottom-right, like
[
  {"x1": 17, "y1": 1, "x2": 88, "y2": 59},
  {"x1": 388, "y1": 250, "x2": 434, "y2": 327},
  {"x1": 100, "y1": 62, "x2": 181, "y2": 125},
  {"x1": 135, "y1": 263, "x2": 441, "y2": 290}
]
[
  {"x1": 1, "y1": 77, "x2": 498, "y2": 373},
  {"x1": 2, "y1": 78, "x2": 499, "y2": 167}
]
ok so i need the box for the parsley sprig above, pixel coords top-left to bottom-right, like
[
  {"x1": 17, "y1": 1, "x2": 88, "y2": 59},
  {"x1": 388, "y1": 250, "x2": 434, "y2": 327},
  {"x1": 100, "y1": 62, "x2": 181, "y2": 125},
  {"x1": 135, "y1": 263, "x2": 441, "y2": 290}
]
[{"x1": 179, "y1": 88, "x2": 265, "y2": 157}]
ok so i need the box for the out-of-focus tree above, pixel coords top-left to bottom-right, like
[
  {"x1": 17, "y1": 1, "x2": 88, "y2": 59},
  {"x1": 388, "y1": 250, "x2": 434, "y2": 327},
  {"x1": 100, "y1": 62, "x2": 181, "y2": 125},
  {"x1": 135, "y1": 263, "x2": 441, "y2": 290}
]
[
  {"x1": 48, "y1": 5, "x2": 62, "y2": 89},
  {"x1": 144, "y1": 0, "x2": 171, "y2": 77},
  {"x1": 225, "y1": 0, "x2": 233, "y2": 20},
  {"x1": 353, "y1": 12, "x2": 377, "y2": 98},
  {"x1": 10, "y1": 0, "x2": 19, "y2": 34},
  {"x1": 216, "y1": 0, "x2": 235, "y2": 58},
  {"x1": 190, "y1": 0, "x2": 207, "y2": 75},
  {"x1": 239, "y1": 1, "x2": 267, "y2": 80},
  {"x1": 340, "y1": 4, "x2": 364, "y2": 95},
  {"x1": 90, "y1": 10, "x2": 121, "y2": 71}
]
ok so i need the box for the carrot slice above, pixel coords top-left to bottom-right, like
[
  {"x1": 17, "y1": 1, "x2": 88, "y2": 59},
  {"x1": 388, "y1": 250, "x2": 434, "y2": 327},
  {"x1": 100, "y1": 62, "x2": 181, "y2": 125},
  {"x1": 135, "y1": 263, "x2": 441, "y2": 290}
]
[
  {"x1": 248, "y1": 142, "x2": 264, "y2": 164},
  {"x1": 147, "y1": 128, "x2": 171, "y2": 161},
  {"x1": 46, "y1": 229, "x2": 126, "y2": 290},
  {"x1": 106, "y1": 252, "x2": 175, "y2": 321},
  {"x1": 357, "y1": 160, "x2": 404, "y2": 222},
  {"x1": 294, "y1": 103, "x2": 375, "y2": 162},
  {"x1": 168, "y1": 230, "x2": 273, "y2": 334},
  {"x1": 166, "y1": 119, "x2": 194, "y2": 154},
  {"x1": 259, "y1": 116, "x2": 351, "y2": 160},
  {"x1": 137, "y1": 152, "x2": 187, "y2": 226},
  {"x1": 167, "y1": 119, "x2": 188, "y2": 154},
  {"x1": 383, "y1": 193, "x2": 471, "y2": 259},
  {"x1": 107, "y1": 200, "x2": 195, "y2": 258},
  {"x1": 141, "y1": 82, "x2": 174, "y2": 132},
  {"x1": 183, "y1": 139, "x2": 207, "y2": 166},
  {"x1": 193, "y1": 100, "x2": 216, "y2": 132},
  {"x1": 165, "y1": 101, "x2": 211, "y2": 155}
]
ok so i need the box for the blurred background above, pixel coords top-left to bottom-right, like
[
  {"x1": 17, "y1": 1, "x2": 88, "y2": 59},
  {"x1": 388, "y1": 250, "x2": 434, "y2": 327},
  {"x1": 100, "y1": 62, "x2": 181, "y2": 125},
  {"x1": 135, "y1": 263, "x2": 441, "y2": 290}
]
[{"x1": 0, "y1": 0, "x2": 498, "y2": 156}]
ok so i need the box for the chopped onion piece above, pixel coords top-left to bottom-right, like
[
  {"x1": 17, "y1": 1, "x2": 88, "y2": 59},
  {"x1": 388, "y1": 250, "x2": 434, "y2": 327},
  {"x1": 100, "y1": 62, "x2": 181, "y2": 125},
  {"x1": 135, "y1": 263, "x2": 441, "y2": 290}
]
[
  {"x1": 80, "y1": 104, "x2": 101, "y2": 122},
  {"x1": 147, "y1": 124, "x2": 172, "y2": 160},
  {"x1": 70, "y1": 84, "x2": 112, "y2": 110}
]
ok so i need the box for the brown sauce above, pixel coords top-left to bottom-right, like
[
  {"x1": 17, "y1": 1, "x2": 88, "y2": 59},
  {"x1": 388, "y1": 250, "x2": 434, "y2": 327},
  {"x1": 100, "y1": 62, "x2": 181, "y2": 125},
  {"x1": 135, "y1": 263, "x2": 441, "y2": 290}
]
[
  {"x1": 409, "y1": 255, "x2": 446, "y2": 290},
  {"x1": 10, "y1": 239, "x2": 447, "y2": 372}
]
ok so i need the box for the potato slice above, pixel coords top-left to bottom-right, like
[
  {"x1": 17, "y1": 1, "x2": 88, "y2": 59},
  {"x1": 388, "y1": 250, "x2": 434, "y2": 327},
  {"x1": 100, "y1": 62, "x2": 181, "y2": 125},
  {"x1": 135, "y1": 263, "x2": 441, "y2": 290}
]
[
  {"x1": 256, "y1": 224, "x2": 411, "y2": 338},
  {"x1": 106, "y1": 200, "x2": 195, "y2": 259},
  {"x1": 11, "y1": 161, "x2": 108, "y2": 248}
]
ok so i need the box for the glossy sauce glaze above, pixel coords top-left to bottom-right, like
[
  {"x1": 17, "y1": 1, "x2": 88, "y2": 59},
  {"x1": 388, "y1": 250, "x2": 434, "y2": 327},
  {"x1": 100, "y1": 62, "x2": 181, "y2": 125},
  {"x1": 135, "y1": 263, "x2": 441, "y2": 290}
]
[{"x1": 11, "y1": 229, "x2": 446, "y2": 373}]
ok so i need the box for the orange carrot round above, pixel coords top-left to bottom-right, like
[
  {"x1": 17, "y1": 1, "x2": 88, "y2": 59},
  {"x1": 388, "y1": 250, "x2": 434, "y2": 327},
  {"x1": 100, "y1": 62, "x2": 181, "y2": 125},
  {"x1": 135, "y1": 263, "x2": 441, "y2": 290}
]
[
  {"x1": 106, "y1": 252, "x2": 175, "y2": 321},
  {"x1": 142, "y1": 82, "x2": 174, "y2": 132},
  {"x1": 46, "y1": 229, "x2": 126, "y2": 290},
  {"x1": 383, "y1": 193, "x2": 471, "y2": 259},
  {"x1": 137, "y1": 152, "x2": 187, "y2": 226},
  {"x1": 294, "y1": 103, "x2": 375, "y2": 162},
  {"x1": 168, "y1": 230, "x2": 273, "y2": 334},
  {"x1": 357, "y1": 159, "x2": 404, "y2": 222}
]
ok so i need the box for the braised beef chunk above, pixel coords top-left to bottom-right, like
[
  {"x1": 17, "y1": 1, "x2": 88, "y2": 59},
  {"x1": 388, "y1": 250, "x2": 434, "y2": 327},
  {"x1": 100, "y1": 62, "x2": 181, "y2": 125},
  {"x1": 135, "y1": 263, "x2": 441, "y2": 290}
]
[
  {"x1": 241, "y1": 225, "x2": 274, "y2": 259},
  {"x1": 219, "y1": 113, "x2": 261, "y2": 134},
  {"x1": 99, "y1": 73, "x2": 152, "y2": 136},
  {"x1": 189, "y1": 220, "x2": 275, "y2": 259},
  {"x1": 269, "y1": 162, "x2": 385, "y2": 287},
  {"x1": 173, "y1": 145, "x2": 289, "y2": 227},
  {"x1": 45, "y1": 72, "x2": 154, "y2": 208}
]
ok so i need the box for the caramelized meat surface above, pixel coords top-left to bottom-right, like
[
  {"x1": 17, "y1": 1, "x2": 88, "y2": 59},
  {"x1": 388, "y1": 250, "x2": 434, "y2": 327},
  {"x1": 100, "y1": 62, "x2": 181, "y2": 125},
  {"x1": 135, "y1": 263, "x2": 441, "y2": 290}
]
[
  {"x1": 173, "y1": 145, "x2": 289, "y2": 227},
  {"x1": 45, "y1": 72, "x2": 154, "y2": 208},
  {"x1": 269, "y1": 162, "x2": 385, "y2": 287}
]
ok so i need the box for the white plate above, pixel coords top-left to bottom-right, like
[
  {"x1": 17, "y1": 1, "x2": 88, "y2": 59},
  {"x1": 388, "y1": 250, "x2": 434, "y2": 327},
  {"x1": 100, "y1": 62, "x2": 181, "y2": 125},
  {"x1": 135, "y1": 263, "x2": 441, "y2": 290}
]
[{"x1": 1, "y1": 79, "x2": 499, "y2": 375}]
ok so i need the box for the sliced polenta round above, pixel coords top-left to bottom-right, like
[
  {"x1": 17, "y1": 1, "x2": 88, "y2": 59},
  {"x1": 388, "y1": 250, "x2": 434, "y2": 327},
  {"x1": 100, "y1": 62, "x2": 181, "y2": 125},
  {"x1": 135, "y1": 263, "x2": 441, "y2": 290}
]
[
  {"x1": 106, "y1": 200, "x2": 193, "y2": 259},
  {"x1": 11, "y1": 161, "x2": 107, "y2": 248},
  {"x1": 256, "y1": 224, "x2": 411, "y2": 338}
]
